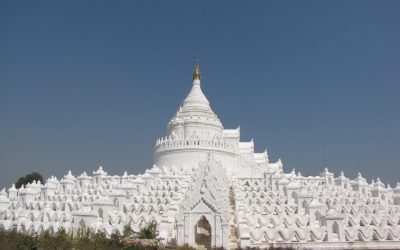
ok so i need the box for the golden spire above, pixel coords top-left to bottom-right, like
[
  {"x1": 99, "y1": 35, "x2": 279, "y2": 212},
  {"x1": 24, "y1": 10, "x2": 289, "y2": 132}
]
[{"x1": 193, "y1": 63, "x2": 201, "y2": 80}]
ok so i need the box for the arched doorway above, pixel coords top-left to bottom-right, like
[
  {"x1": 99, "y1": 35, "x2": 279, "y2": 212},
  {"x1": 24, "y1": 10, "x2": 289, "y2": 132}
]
[
  {"x1": 332, "y1": 221, "x2": 340, "y2": 240},
  {"x1": 195, "y1": 216, "x2": 211, "y2": 249}
]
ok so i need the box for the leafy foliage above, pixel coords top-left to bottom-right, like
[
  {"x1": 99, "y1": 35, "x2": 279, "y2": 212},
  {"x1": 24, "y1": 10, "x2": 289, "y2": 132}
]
[
  {"x1": 137, "y1": 221, "x2": 157, "y2": 239},
  {"x1": 0, "y1": 229, "x2": 38, "y2": 250},
  {"x1": 15, "y1": 172, "x2": 44, "y2": 188},
  {"x1": 124, "y1": 224, "x2": 135, "y2": 237},
  {"x1": 0, "y1": 222, "x2": 162, "y2": 249},
  {"x1": 37, "y1": 229, "x2": 71, "y2": 249}
]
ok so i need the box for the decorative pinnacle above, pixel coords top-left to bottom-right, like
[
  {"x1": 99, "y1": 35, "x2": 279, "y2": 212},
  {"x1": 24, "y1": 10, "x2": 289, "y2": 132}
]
[{"x1": 193, "y1": 63, "x2": 201, "y2": 80}]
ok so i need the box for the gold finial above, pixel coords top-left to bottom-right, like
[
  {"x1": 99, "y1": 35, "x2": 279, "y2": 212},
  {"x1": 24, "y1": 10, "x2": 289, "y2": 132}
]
[{"x1": 193, "y1": 63, "x2": 201, "y2": 80}]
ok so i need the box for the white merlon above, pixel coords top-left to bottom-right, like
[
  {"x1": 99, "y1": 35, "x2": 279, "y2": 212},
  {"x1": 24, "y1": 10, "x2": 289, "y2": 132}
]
[{"x1": 0, "y1": 64, "x2": 399, "y2": 249}]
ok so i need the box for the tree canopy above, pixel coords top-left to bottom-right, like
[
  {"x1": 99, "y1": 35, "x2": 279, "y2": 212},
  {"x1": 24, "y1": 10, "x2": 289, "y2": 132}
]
[{"x1": 15, "y1": 172, "x2": 44, "y2": 188}]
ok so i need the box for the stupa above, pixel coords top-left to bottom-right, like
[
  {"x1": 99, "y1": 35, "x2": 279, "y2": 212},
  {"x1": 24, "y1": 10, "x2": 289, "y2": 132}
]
[{"x1": 1, "y1": 64, "x2": 399, "y2": 249}]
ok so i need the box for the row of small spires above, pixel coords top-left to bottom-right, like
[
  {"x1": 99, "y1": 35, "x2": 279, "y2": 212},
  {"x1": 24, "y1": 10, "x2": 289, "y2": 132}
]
[
  {"x1": 320, "y1": 167, "x2": 384, "y2": 183},
  {"x1": 3, "y1": 165, "x2": 399, "y2": 191},
  {"x1": 268, "y1": 168, "x2": 396, "y2": 190}
]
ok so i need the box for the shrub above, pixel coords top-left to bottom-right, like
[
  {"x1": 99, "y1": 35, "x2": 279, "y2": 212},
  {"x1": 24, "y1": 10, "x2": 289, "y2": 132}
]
[
  {"x1": 73, "y1": 228, "x2": 95, "y2": 250},
  {"x1": 0, "y1": 228, "x2": 38, "y2": 250},
  {"x1": 0, "y1": 223, "x2": 164, "y2": 250},
  {"x1": 108, "y1": 230, "x2": 124, "y2": 249},
  {"x1": 124, "y1": 224, "x2": 135, "y2": 237},
  {"x1": 92, "y1": 231, "x2": 110, "y2": 250},
  {"x1": 137, "y1": 221, "x2": 157, "y2": 239}
]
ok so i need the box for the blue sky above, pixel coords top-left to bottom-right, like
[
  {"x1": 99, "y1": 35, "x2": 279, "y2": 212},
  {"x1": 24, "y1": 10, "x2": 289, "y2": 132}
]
[{"x1": 0, "y1": 1, "x2": 399, "y2": 187}]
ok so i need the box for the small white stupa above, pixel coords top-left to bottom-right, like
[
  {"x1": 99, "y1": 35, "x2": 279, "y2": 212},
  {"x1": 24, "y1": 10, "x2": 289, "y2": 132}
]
[{"x1": 0, "y1": 64, "x2": 399, "y2": 249}]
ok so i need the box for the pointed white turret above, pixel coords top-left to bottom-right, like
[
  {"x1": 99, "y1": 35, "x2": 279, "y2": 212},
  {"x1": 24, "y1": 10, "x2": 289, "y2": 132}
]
[{"x1": 182, "y1": 64, "x2": 210, "y2": 108}]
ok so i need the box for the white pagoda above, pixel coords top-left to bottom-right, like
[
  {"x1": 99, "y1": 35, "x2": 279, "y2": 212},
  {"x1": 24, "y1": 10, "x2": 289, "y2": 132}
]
[{"x1": 1, "y1": 64, "x2": 400, "y2": 249}]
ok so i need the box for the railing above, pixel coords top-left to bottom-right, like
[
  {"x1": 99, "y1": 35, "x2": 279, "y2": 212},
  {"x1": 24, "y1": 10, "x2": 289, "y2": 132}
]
[{"x1": 154, "y1": 138, "x2": 234, "y2": 153}]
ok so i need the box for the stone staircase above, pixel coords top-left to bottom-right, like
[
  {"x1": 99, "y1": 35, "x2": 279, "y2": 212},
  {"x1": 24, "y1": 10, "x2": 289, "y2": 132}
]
[{"x1": 229, "y1": 186, "x2": 239, "y2": 250}]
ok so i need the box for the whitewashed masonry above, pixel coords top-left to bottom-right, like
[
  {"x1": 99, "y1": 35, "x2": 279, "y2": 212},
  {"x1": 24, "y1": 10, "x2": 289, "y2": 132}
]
[{"x1": 1, "y1": 64, "x2": 400, "y2": 249}]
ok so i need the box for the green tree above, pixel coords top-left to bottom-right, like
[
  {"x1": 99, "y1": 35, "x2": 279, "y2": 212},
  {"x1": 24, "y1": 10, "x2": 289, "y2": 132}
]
[{"x1": 15, "y1": 172, "x2": 44, "y2": 188}]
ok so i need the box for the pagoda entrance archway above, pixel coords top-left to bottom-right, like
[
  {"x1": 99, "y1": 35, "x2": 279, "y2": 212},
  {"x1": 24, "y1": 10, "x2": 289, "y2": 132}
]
[{"x1": 195, "y1": 215, "x2": 211, "y2": 249}]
